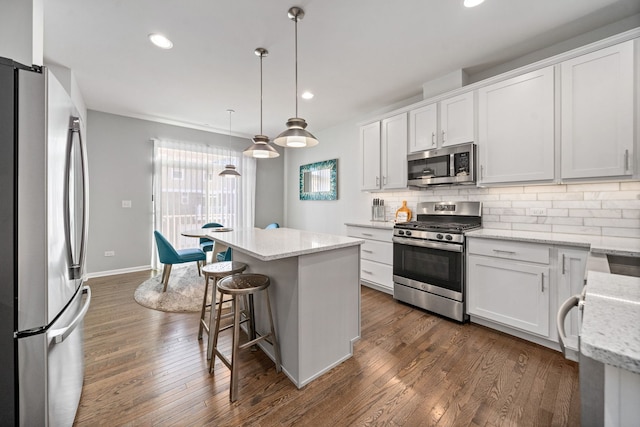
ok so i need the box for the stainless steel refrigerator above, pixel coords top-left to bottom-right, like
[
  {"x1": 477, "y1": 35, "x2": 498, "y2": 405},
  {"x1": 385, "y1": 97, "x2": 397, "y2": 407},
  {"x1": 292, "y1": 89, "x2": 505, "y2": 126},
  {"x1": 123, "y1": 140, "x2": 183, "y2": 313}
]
[{"x1": 0, "y1": 57, "x2": 90, "y2": 426}]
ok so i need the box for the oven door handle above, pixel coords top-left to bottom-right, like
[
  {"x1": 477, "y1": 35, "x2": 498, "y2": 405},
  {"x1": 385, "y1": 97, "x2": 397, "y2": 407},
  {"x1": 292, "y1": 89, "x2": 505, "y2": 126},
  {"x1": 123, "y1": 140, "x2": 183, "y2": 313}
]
[{"x1": 392, "y1": 236, "x2": 463, "y2": 253}]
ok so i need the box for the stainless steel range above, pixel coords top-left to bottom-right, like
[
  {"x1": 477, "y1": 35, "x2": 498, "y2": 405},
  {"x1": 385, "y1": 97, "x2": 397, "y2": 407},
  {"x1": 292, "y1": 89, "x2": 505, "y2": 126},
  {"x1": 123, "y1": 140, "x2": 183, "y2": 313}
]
[{"x1": 392, "y1": 201, "x2": 482, "y2": 322}]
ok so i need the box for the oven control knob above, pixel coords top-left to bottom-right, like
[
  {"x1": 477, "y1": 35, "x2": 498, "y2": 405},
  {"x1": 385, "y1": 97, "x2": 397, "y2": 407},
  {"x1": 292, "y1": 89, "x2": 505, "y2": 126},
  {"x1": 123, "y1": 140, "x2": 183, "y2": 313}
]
[
  {"x1": 405, "y1": 231, "x2": 412, "y2": 236},
  {"x1": 436, "y1": 234, "x2": 443, "y2": 240},
  {"x1": 445, "y1": 235, "x2": 453, "y2": 241},
  {"x1": 398, "y1": 230, "x2": 405, "y2": 235}
]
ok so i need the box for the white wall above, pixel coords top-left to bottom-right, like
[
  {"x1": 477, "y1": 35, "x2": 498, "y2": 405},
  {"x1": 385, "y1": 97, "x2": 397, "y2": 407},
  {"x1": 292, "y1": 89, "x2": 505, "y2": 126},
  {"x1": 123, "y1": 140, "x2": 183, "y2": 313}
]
[{"x1": 86, "y1": 110, "x2": 284, "y2": 276}]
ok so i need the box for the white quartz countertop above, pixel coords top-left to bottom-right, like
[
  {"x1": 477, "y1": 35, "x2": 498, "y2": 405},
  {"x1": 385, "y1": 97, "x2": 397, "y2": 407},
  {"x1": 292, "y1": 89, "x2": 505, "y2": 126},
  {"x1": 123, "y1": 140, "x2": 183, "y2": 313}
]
[
  {"x1": 581, "y1": 271, "x2": 640, "y2": 374},
  {"x1": 345, "y1": 221, "x2": 395, "y2": 230},
  {"x1": 465, "y1": 229, "x2": 640, "y2": 256},
  {"x1": 205, "y1": 227, "x2": 364, "y2": 261}
]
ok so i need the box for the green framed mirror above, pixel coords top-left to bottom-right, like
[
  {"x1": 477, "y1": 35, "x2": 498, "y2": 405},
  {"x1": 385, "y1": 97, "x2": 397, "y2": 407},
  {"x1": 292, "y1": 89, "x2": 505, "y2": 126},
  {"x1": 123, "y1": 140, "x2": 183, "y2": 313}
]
[{"x1": 299, "y1": 159, "x2": 338, "y2": 200}]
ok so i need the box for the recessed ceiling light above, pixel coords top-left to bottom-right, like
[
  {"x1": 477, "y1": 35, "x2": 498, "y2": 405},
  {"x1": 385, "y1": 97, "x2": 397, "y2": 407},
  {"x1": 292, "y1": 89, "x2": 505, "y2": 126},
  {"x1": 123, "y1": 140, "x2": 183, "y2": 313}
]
[
  {"x1": 301, "y1": 91, "x2": 314, "y2": 100},
  {"x1": 463, "y1": 0, "x2": 485, "y2": 7},
  {"x1": 148, "y1": 33, "x2": 173, "y2": 49}
]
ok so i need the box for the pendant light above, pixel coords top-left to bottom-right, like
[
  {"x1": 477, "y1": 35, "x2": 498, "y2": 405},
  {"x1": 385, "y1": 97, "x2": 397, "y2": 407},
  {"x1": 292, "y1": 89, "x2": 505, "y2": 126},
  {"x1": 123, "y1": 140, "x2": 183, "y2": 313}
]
[
  {"x1": 243, "y1": 48, "x2": 280, "y2": 159},
  {"x1": 274, "y1": 6, "x2": 319, "y2": 148},
  {"x1": 218, "y1": 109, "x2": 241, "y2": 177}
]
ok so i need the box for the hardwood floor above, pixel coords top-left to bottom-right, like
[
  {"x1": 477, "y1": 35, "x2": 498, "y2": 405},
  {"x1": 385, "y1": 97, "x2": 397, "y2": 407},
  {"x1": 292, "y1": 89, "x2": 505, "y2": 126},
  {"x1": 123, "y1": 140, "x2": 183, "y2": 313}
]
[{"x1": 75, "y1": 271, "x2": 580, "y2": 426}]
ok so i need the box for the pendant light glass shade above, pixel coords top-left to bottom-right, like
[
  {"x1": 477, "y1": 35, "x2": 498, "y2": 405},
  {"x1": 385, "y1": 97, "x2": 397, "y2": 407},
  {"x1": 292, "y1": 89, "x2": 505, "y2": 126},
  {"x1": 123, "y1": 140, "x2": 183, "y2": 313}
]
[
  {"x1": 219, "y1": 109, "x2": 241, "y2": 177},
  {"x1": 274, "y1": 7, "x2": 318, "y2": 148},
  {"x1": 244, "y1": 48, "x2": 280, "y2": 159}
]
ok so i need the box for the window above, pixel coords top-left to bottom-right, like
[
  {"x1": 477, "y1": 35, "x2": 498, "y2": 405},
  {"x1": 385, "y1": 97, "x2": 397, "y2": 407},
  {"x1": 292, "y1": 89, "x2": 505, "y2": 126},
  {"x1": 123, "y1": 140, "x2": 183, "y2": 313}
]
[{"x1": 152, "y1": 139, "x2": 256, "y2": 263}]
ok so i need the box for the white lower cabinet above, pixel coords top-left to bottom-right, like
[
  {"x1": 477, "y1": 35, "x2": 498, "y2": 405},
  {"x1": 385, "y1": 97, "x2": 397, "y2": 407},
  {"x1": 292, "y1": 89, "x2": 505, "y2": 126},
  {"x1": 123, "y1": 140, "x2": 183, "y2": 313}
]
[
  {"x1": 468, "y1": 255, "x2": 550, "y2": 337},
  {"x1": 346, "y1": 225, "x2": 393, "y2": 294},
  {"x1": 467, "y1": 237, "x2": 591, "y2": 352}
]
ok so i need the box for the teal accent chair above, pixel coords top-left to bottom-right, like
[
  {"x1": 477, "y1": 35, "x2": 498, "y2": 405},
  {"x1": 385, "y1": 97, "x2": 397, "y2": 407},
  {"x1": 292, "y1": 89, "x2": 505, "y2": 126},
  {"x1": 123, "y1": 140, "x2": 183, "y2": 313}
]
[
  {"x1": 154, "y1": 231, "x2": 206, "y2": 292},
  {"x1": 265, "y1": 223, "x2": 280, "y2": 229},
  {"x1": 216, "y1": 247, "x2": 232, "y2": 262},
  {"x1": 200, "y1": 222, "x2": 223, "y2": 262}
]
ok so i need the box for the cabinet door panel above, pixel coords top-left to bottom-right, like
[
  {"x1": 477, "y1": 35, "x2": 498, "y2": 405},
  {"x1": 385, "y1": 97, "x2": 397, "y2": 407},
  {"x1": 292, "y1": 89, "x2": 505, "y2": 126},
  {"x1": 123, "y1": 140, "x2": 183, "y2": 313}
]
[
  {"x1": 468, "y1": 255, "x2": 550, "y2": 337},
  {"x1": 478, "y1": 66, "x2": 555, "y2": 184},
  {"x1": 381, "y1": 113, "x2": 407, "y2": 189},
  {"x1": 441, "y1": 92, "x2": 474, "y2": 147},
  {"x1": 360, "y1": 121, "x2": 381, "y2": 190},
  {"x1": 409, "y1": 103, "x2": 437, "y2": 152},
  {"x1": 561, "y1": 41, "x2": 634, "y2": 179}
]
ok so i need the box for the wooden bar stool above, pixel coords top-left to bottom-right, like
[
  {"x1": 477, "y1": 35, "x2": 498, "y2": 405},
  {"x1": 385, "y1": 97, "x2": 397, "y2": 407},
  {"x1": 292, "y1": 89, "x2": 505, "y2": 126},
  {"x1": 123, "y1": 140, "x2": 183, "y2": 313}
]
[
  {"x1": 210, "y1": 273, "x2": 282, "y2": 402},
  {"x1": 198, "y1": 261, "x2": 247, "y2": 356}
]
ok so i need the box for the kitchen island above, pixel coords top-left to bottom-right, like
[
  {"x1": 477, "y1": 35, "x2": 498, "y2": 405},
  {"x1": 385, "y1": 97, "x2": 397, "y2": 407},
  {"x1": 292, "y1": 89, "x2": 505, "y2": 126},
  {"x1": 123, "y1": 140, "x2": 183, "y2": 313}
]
[{"x1": 205, "y1": 227, "x2": 364, "y2": 388}]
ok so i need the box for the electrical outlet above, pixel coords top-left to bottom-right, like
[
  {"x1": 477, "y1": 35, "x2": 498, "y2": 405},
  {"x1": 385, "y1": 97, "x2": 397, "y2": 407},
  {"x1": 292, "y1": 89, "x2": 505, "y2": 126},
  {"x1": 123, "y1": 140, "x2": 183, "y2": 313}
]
[
  {"x1": 122, "y1": 200, "x2": 132, "y2": 208},
  {"x1": 104, "y1": 251, "x2": 115, "y2": 257},
  {"x1": 528, "y1": 207, "x2": 547, "y2": 216}
]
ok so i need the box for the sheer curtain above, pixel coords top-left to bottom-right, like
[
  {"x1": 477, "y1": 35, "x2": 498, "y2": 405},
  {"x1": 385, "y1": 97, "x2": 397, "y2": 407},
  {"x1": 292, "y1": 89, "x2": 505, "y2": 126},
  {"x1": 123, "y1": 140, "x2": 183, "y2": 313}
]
[{"x1": 152, "y1": 138, "x2": 256, "y2": 268}]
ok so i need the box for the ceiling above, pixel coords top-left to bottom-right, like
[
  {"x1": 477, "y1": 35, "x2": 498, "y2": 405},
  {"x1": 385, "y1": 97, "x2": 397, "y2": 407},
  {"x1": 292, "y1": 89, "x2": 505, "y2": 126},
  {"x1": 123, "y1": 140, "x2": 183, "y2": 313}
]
[{"x1": 44, "y1": 0, "x2": 640, "y2": 139}]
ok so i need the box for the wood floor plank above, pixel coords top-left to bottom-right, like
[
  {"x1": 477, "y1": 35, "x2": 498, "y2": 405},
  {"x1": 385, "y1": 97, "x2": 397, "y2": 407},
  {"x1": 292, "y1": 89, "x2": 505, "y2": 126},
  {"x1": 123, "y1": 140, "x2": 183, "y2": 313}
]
[{"x1": 74, "y1": 273, "x2": 580, "y2": 426}]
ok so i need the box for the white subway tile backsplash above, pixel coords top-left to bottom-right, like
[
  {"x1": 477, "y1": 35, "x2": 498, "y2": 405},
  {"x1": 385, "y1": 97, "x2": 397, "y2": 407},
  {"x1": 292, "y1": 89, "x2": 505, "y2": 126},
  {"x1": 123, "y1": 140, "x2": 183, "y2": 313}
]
[
  {"x1": 489, "y1": 187, "x2": 524, "y2": 194},
  {"x1": 525, "y1": 185, "x2": 567, "y2": 193},
  {"x1": 584, "y1": 191, "x2": 640, "y2": 200},
  {"x1": 584, "y1": 218, "x2": 640, "y2": 228},
  {"x1": 488, "y1": 208, "x2": 526, "y2": 216},
  {"x1": 553, "y1": 201, "x2": 602, "y2": 209},
  {"x1": 539, "y1": 216, "x2": 583, "y2": 226},
  {"x1": 621, "y1": 182, "x2": 640, "y2": 191},
  {"x1": 512, "y1": 223, "x2": 553, "y2": 232},
  {"x1": 552, "y1": 225, "x2": 602, "y2": 235},
  {"x1": 602, "y1": 227, "x2": 640, "y2": 238},
  {"x1": 537, "y1": 192, "x2": 583, "y2": 201},
  {"x1": 512, "y1": 200, "x2": 553, "y2": 208},
  {"x1": 622, "y1": 210, "x2": 640, "y2": 219},
  {"x1": 547, "y1": 209, "x2": 569, "y2": 217},
  {"x1": 500, "y1": 215, "x2": 538, "y2": 224},
  {"x1": 569, "y1": 209, "x2": 622, "y2": 218},
  {"x1": 374, "y1": 181, "x2": 637, "y2": 238},
  {"x1": 483, "y1": 221, "x2": 512, "y2": 230},
  {"x1": 567, "y1": 182, "x2": 620, "y2": 192},
  {"x1": 499, "y1": 193, "x2": 537, "y2": 201},
  {"x1": 602, "y1": 200, "x2": 640, "y2": 209}
]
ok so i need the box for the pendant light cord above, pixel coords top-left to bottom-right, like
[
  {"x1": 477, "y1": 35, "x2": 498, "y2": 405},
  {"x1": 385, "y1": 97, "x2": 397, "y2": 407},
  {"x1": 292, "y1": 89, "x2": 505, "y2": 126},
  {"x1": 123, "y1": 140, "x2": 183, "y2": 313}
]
[
  {"x1": 294, "y1": 15, "x2": 299, "y2": 117},
  {"x1": 260, "y1": 52, "x2": 264, "y2": 134}
]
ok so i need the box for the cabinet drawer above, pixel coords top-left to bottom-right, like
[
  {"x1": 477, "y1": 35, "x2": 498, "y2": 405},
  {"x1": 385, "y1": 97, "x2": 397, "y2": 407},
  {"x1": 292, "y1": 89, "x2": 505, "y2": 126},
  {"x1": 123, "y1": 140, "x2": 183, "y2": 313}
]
[
  {"x1": 361, "y1": 239, "x2": 393, "y2": 264},
  {"x1": 468, "y1": 238, "x2": 549, "y2": 264},
  {"x1": 346, "y1": 226, "x2": 392, "y2": 243},
  {"x1": 360, "y1": 259, "x2": 393, "y2": 290}
]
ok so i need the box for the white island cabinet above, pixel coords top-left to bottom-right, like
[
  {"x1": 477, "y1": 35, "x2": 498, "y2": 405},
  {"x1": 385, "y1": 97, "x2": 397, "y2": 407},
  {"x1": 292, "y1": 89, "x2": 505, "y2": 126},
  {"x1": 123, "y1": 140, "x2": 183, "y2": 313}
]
[{"x1": 206, "y1": 227, "x2": 363, "y2": 388}]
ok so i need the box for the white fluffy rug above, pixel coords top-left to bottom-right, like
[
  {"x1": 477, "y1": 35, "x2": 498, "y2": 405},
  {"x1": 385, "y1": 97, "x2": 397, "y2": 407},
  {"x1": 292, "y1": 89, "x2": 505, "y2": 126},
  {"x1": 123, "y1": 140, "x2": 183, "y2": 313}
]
[{"x1": 134, "y1": 265, "x2": 209, "y2": 313}]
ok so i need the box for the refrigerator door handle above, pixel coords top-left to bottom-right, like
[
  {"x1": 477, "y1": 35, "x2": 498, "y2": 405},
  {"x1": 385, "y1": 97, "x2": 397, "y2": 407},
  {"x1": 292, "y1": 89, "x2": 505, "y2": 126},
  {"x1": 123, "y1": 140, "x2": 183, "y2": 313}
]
[
  {"x1": 49, "y1": 286, "x2": 91, "y2": 344},
  {"x1": 64, "y1": 117, "x2": 88, "y2": 280}
]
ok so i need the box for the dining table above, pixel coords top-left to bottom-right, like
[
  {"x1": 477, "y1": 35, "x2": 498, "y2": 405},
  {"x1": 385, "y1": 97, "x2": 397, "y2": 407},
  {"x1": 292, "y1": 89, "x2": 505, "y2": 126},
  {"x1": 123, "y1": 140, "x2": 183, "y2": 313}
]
[{"x1": 180, "y1": 227, "x2": 233, "y2": 263}]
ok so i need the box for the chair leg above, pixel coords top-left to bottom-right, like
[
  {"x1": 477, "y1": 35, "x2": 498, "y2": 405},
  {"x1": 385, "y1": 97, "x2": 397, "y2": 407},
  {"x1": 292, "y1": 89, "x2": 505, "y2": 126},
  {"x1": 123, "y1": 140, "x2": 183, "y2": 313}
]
[
  {"x1": 198, "y1": 274, "x2": 210, "y2": 340},
  {"x1": 197, "y1": 261, "x2": 202, "y2": 276},
  {"x1": 209, "y1": 291, "x2": 226, "y2": 373},
  {"x1": 162, "y1": 264, "x2": 173, "y2": 292},
  {"x1": 230, "y1": 295, "x2": 241, "y2": 402}
]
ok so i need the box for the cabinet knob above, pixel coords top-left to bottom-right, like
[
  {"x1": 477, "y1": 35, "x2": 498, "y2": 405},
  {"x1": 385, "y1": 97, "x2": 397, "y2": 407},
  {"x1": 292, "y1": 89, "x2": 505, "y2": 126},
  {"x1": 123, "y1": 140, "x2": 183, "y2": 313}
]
[{"x1": 431, "y1": 132, "x2": 436, "y2": 146}]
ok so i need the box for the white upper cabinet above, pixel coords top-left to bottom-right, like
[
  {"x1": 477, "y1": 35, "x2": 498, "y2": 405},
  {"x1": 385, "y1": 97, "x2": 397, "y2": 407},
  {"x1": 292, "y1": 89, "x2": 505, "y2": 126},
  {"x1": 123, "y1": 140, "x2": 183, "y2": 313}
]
[
  {"x1": 478, "y1": 66, "x2": 555, "y2": 184},
  {"x1": 360, "y1": 121, "x2": 381, "y2": 190},
  {"x1": 409, "y1": 103, "x2": 437, "y2": 152},
  {"x1": 440, "y1": 92, "x2": 474, "y2": 148},
  {"x1": 408, "y1": 92, "x2": 474, "y2": 153},
  {"x1": 360, "y1": 114, "x2": 407, "y2": 191},
  {"x1": 381, "y1": 113, "x2": 408, "y2": 190},
  {"x1": 560, "y1": 41, "x2": 634, "y2": 179}
]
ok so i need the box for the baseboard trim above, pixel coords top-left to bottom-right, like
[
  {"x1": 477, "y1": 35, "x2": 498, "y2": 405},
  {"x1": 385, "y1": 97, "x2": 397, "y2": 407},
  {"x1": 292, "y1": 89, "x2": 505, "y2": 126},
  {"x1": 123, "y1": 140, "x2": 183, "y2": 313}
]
[{"x1": 85, "y1": 265, "x2": 153, "y2": 279}]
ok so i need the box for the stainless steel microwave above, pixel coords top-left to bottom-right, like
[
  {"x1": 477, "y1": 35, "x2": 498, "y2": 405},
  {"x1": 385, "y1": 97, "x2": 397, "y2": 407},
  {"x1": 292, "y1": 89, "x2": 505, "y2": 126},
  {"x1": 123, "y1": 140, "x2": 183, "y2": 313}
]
[{"x1": 407, "y1": 142, "x2": 476, "y2": 188}]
